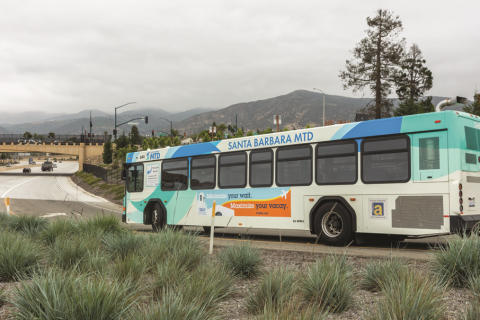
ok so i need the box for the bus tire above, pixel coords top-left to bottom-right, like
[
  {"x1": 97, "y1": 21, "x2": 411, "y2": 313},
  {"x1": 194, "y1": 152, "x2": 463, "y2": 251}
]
[
  {"x1": 314, "y1": 202, "x2": 353, "y2": 246},
  {"x1": 151, "y1": 202, "x2": 165, "y2": 232}
]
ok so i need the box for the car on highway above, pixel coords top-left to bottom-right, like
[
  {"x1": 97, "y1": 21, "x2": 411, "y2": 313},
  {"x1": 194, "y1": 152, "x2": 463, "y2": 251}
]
[
  {"x1": 6, "y1": 163, "x2": 12, "y2": 167},
  {"x1": 41, "y1": 161, "x2": 53, "y2": 172},
  {"x1": 23, "y1": 168, "x2": 31, "y2": 173},
  {"x1": 54, "y1": 159, "x2": 57, "y2": 162},
  {"x1": 59, "y1": 161, "x2": 62, "y2": 163}
]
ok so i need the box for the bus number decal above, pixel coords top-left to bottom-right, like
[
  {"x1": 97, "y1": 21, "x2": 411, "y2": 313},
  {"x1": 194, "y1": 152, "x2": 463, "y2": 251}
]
[{"x1": 369, "y1": 199, "x2": 387, "y2": 219}]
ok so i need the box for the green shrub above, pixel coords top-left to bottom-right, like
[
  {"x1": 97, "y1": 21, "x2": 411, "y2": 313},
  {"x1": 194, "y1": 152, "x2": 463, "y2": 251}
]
[
  {"x1": 431, "y1": 233, "x2": 480, "y2": 287},
  {"x1": 81, "y1": 215, "x2": 126, "y2": 235},
  {"x1": 87, "y1": 177, "x2": 103, "y2": 185},
  {"x1": 103, "y1": 232, "x2": 146, "y2": 258},
  {"x1": 38, "y1": 219, "x2": 79, "y2": 245},
  {"x1": 106, "y1": 186, "x2": 124, "y2": 195},
  {"x1": 300, "y1": 254, "x2": 355, "y2": 313},
  {"x1": 82, "y1": 251, "x2": 110, "y2": 275},
  {"x1": 110, "y1": 253, "x2": 148, "y2": 283},
  {"x1": 0, "y1": 231, "x2": 42, "y2": 281},
  {"x1": 217, "y1": 241, "x2": 262, "y2": 278},
  {"x1": 12, "y1": 271, "x2": 141, "y2": 320},
  {"x1": 156, "y1": 229, "x2": 205, "y2": 270},
  {"x1": 247, "y1": 268, "x2": 297, "y2": 314},
  {"x1": 361, "y1": 256, "x2": 407, "y2": 291},
  {"x1": 5, "y1": 214, "x2": 48, "y2": 236},
  {"x1": 364, "y1": 269, "x2": 446, "y2": 320},
  {"x1": 153, "y1": 260, "x2": 188, "y2": 298}
]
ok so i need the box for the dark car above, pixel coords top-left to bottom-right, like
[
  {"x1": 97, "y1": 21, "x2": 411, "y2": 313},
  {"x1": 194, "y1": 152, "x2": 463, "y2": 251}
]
[
  {"x1": 23, "y1": 168, "x2": 31, "y2": 173},
  {"x1": 6, "y1": 163, "x2": 12, "y2": 167},
  {"x1": 41, "y1": 162, "x2": 53, "y2": 172}
]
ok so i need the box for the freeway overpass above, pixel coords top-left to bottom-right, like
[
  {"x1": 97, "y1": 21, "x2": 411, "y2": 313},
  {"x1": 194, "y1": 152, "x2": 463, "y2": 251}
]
[{"x1": 0, "y1": 142, "x2": 103, "y2": 171}]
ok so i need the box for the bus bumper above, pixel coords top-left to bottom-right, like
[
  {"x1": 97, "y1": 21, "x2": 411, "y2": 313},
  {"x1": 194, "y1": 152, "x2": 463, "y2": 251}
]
[{"x1": 450, "y1": 215, "x2": 480, "y2": 232}]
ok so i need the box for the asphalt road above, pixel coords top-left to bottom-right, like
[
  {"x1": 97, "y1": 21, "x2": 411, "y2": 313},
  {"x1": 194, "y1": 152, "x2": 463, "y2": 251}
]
[{"x1": 0, "y1": 161, "x2": 448, "y2": 259}]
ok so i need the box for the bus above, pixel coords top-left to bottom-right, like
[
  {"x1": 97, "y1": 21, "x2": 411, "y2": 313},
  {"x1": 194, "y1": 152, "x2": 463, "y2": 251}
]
[{"x1": 122, "y1": 109, "x2": 480, "y2": 246}]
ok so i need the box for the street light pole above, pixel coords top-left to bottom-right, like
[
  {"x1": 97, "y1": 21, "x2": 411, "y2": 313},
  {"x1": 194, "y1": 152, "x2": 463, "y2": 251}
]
[
  {"x1": 115, "y1": 102, "x2": 136, "y2": 140},
  {"x1": 313, "y1": 88, "x2": 325, "y2": 126},
  {"x1": 159, "y1": 117, "x2": 173, "y2": 138}
]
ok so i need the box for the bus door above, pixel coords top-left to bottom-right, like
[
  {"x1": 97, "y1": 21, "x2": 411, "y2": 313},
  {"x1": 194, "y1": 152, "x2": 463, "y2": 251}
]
[{"x1": 412, "y1": 131, "x2": 448, "y2": 182}]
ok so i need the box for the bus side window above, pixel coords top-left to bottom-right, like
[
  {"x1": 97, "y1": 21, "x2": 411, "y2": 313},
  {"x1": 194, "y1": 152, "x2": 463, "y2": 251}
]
[
  {"x1": 219, "y1": 152, "x2": 247, "y2": 189},
  {"x1": 127, "y1": 164, "x2": 144, "y2": 192},
  {"x1": 250, "y1": 149, "x2": 273, "y2": 187},
  {"x1": 276, "y1": 145, "x2": 312, "y2": 186},
  {"x1": 191, "y1": 155, "x2": 216, "y2": 190},
  {"x1": 316, "y1": 140, "x2": 357, "y2": 185},
  {"x1": 161, "y1": 159, "x2": 189, "y2": 191},
  {"x1": 361, "y1": 135, "x2": 410, "y2": 183}
]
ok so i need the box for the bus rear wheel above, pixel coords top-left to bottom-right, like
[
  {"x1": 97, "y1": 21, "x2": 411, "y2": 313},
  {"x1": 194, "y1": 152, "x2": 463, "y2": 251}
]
[
  {"x1": 151, "y1": 202, "x2": 165, "y2": 232},
  {"x1": 314, "y1": 202, "x2": 353, "y2": 246}
]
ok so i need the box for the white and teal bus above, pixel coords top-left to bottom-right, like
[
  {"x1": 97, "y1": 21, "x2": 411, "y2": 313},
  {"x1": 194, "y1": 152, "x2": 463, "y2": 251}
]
[{"x1": 122, "y1": 104, "x2": 480, "y2": 246}]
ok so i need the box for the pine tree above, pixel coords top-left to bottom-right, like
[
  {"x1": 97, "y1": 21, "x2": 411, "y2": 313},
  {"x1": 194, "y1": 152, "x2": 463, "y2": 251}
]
[
  {"x1": 130, "y1": 125, "x2": 141, "y2": 145},
  {"x1": 463, "y1": 90, "x2": 480, "y2": 116},
  {"x1": 102, "y1": 140, "x2": 113, "y2": 164},
  {"x1": 340, "y1": 9, "x2": 405, "y2": 119}
]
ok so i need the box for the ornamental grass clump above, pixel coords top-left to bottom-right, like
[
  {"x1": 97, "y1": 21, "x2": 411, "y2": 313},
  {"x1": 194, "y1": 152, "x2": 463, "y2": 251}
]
[
  {"x1": 103, "y1": 232, "x2": 146, "y2": 259},
  {"x1": 50, "y1": 235, "x2": 95, "y2": 270},
  {"x1": 300, "y1": 254, "x2": 355, "y2": 313},
  {"x1": 38, "y1": 219, "x2": 79, "y2": 245},
  {"x1": 246, "y1": 268, "x2": 297, "y2": 315},
  {"x1": 465, "y1": 301, "x2": 480, "y2": 320},
  {"x1": 0, "y1": 231, "x2": 42, "y2": 281},
  {"x1": 11, "y1": 270, "x2": 142, "y2": 320},
  {"x1": 257, "y1": 302, "x2": 330, "y2": 320},
  {"x1": 431, "y1": 233, "x2": 480, "y2": 287},
  {"x1": 5, "y1": 214, "x2": 48, "y2": 236},
  {"x1": 217, "y1": 241, "x2": 263, "y2": 278},
  {"x1": 110, "y1": 253, "x2": 148, "y2": 283},
  {"x1": 155, "y1": 229, "x2": 205, "y2": 270},
  {"x1": 153, "y1": 260, "x2": 188, "y2": 298},
  {"x1": 364, "y1": 269, "x2": 446, "y2": 320},
  {"x1": 80, "y1": 215, "x2": 126, "y2": 235},
  {"x1": 361, "y1": 256, "x2": 407, "y2": 291}
]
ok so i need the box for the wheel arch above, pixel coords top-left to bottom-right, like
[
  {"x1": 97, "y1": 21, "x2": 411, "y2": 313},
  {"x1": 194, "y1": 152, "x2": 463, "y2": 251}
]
[
  {"x1": 143, "y1": 198, "x2": 167, "y2": 225},
  {"x1": 309, "y1": 196, "x2": 357, "y2": 234}
]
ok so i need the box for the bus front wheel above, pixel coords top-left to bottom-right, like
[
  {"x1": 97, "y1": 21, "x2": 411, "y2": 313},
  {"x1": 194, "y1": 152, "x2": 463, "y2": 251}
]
[
  {"x1": 314, "y1": 202, "x2": 353, "y2": 246},
  {"x1": 151, "y1": 202, "x2": 165, "y2": 232}
]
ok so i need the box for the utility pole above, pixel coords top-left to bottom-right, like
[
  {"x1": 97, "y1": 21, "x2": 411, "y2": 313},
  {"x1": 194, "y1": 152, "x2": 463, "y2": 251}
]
[
  {"x1": 313, "y1": 88, "x2": 325, "y2": 126},
  {"x1": 236, "y1": 115, "x2": 237, "y2": 134},
  {"x1": 114, "y1": 102, "x2": 136, "y2": 140}
]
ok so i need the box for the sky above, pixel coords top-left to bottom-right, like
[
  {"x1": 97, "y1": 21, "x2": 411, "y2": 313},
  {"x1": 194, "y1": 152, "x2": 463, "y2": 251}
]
[{"x1": 0, "y1": 0, "x2": 478, "y2": 114}]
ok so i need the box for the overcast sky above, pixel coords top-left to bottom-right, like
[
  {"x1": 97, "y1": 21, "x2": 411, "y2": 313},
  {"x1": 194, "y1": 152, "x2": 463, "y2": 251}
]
[{"x1": 0, "y1": 0, "x2": 478, "y2": 114}]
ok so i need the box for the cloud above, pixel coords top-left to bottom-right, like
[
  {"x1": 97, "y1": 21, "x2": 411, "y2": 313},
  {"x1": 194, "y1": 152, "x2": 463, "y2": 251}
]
[{"x1": 0, "y1": 0, "x2": 478, "y2": 114}]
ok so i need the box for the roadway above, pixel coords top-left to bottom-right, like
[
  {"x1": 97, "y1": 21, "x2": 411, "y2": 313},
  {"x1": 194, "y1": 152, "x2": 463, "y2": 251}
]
[{"x1": 0, "y1": 161, "x2": 122, "y2": 219}]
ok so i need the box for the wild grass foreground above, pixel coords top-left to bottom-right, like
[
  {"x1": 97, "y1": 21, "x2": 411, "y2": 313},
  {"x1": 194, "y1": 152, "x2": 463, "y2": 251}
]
[{"x1": 0, "y1": 214, "x2": 480, "y2": 319}]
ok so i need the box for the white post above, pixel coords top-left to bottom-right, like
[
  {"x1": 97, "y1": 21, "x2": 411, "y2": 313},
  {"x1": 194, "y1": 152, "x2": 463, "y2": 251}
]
[
  {"x1": 6, "y1": 197, "x2": 10, "y2": 215},
  {"x1": 323, "y1": 93, "x2": 325, "y2": 127},
  {"x1": 209, "y1": 201, "x2": 216, "y2": 254}
]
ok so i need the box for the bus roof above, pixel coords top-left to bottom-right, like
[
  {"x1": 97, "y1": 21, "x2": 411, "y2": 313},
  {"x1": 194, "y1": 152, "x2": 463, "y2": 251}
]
[{"x1": 126, "y1": 110, "x2": 470, "y2": 163}]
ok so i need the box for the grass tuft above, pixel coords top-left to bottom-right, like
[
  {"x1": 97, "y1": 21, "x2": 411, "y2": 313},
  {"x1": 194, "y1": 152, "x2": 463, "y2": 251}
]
[
  {"x1": 300, "y1": 254, "x2": 355, "y2": 313},
  {"x1": 38, "y1": 219, "x2": 79, "y2": 245},
  {"x1": 431, "y1": 233, "x2": 480, "y2": 287},
  {"x1": 50, "y1": 236, "x2": 94, "y2": 270},
  {"x1": 247, "y1": 268, "x2": 297, "y2": 314},
  {"x1": 465, "y1": 301, "x2": 480, "y2": 320},
  {"x1": 81, "y1": 215, "x2": 126, "y2": 235},
  {"x1": 103, "y1": 232, "x2": 146, "y2": 258},
  {"x1": 361, "y1": 256, "x2": 407, "y2": 291},
  {"x1": 0, "y1": 231, "x2": 42, "y2": 281},
  {"x1": 110, "y1": 253, "x2": 148, "y2": 283},
  {"x1": 364, "y1": 269, "x2": 446, "y2": 320},
  {"x1": 5, "y1": 214, "x2": 48, "y2": 236},
  {"x1": 217, "y1": 241, "x2": 262, "y2": 278}
]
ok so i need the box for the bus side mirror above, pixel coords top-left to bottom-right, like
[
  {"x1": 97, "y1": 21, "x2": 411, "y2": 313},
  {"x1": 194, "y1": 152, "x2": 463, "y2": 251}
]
[{"x1": 121, "y1": 169, "x2": 126, "y2": 180}]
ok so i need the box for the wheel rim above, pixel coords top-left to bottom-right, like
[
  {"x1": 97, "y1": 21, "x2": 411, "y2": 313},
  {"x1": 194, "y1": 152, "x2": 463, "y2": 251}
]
[{"x1": 321, "y1": 210, "x2": 343, "y2": 238}]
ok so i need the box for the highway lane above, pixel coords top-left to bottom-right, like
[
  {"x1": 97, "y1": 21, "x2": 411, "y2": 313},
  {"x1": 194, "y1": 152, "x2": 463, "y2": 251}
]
[{"x1": 0, "y1": 161, "x2": 122, "y2": 219}]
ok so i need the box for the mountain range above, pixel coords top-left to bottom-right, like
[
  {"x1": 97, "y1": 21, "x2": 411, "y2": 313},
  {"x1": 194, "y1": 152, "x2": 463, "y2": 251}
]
[{"x1": 0, "y1": 91, "x2": 469, "y2": 136}]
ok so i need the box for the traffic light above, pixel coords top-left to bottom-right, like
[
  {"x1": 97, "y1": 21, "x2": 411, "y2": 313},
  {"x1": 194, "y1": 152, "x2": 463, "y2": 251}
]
[
  {"x1": 145, "y1": 116, "x2": 148, "y2": 124},
  {"x1": 152, "y1": 130, "x2": 154, "y2": 137},
  {"x1": 113, "y1": 129, "x2": 117, "y2": 135},
  {"x1": 88, "y1": 133, "x2": 91, "y2": 137}
]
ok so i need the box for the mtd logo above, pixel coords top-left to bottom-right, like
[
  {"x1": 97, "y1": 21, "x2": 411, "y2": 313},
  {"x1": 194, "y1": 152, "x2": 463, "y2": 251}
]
[
  {"x1": 369, "y1": 199, "x2": 387, "y2": 219},
  {"x1": 145, "y1": 152, "x2": 161, "y2": 161}
]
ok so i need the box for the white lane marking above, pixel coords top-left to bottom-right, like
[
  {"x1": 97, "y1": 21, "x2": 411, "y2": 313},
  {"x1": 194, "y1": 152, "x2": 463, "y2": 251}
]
[
  {"x1": 40, "y1": 213, "x2": 67, "y2": 218},
  {"x1": 54, "y1": 176, "x2": 122, "y2": 214},
  {"x1": 1, "y1": 177, "x2": 40, "y2": 198}
]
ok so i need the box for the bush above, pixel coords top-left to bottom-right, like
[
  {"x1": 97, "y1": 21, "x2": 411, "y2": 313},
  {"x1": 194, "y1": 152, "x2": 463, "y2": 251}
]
[
  {"x1": 300, "y1": 254, "x2": 355, "y2": 313},
  {"x1": 0, "y1": 231, "x2": 42, "y2": 281},
  {"x1": 217, "y1": 241, "x2": 262, "y2": 278},
  {"x1": 247, "y1": 268, "x2": 297, "y2": 314},
  {"x1": 431, "y1": 233, "x2": 480, "y2": 287},
  {"x1": 364, "y1": 269, "x2": 446, "y2": 320},
  {"x1": 5, "y1": 214, "x2": 48, "y2": 236},
  {"x1": 361, "y1": 256, "x2": 407, "y2": 291},
  {"x1": 103, "y1": 232, "x2": 146, "y2": 258},
  {"x1": 12, "y1": 271, "x2": 142, "y2": 320}
]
